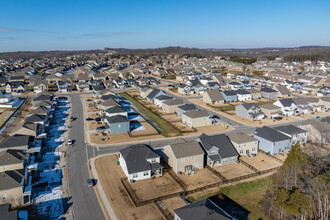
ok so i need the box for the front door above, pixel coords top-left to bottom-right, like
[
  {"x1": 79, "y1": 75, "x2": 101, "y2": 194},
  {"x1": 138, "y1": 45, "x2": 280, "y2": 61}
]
[{"x1": 185, "y1": 165, "x2": 192, "y2": 173}]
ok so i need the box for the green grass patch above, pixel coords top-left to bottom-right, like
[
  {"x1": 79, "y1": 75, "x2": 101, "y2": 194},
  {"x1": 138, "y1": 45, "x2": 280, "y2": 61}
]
[
  {"x1": 217, "y1": 106, "x2": 235, "y2": 111},
  {"x1": 118, "y1": 92, "x2": 182, "y2": 137},
  {"x1": 188, "y1": 176, "x2": 272, "y2": 220}
]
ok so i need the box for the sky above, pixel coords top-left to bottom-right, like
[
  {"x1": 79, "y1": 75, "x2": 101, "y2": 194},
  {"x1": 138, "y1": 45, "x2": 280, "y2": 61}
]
[{"x1": 1, "y1": 0, "x2": 330, "y2": 52}]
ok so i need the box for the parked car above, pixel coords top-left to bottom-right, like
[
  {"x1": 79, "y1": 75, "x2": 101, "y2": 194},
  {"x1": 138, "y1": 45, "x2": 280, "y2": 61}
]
[
  {"x1": 86, "y1": 118, "x2": 94, "y2": 121},
  {"x1": 68, "y1": 139, "x2": 74, "y2": 145},
  {"x1": 213, "y1": 115, "x2": 220, "y2": 119},
  {"x1": 96, "y1": 126, "x2": 106, "y2": 132},
  {"x1": 87, "y1": 179, "x2": 94, "y2": 187},
  {"x1": 95, "y1": 117, "x2": 101, "y2": 122},
  {"x1": 87, "y1": 99, "x2": 92, "y2": 101}
]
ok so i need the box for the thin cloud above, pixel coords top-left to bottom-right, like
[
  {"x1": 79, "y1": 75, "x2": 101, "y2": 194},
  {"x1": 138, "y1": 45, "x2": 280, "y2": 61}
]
[
  {"x1": 0, "y1": 26, "x2": 35, "y2": 34},
  {"x1": 0, "y1": 37, "x2": 19, "y2": 40}
]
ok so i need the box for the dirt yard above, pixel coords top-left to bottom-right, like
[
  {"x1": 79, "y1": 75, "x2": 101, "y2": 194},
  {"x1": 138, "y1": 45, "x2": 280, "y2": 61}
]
[
  {"x1": 177, "y1": 168, "x2": 221, "y2": 190},
  {"x1": 240, "y1": 154, "x2": 283, "y2": 171},
  {"x1": 88, "y1": 121, "x2": 104, "y2": 130},
  {"x1": 129, "y1": 173, "x2": 183, "y2": 201},
  {"x1": 90, "y1": 132, "x2": 163, "y2": 145},
  {"x1": 0, "y1": 110, "x2": 14, "y2": 128},
  {"x1": 161, "y1": 196, "x2": 187, "y2": 215},
  {"x1": 94, "y1": 155, "x2": 164, "y2": 220},
  {"x1": 213, "y1": 163, "x2": 255, "y2": 179}
]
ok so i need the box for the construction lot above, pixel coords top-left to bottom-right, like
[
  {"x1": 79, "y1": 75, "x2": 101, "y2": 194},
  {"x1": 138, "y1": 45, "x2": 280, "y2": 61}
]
[{"x1": 94, "y1": 151, "x2": 284, "y2": 219}]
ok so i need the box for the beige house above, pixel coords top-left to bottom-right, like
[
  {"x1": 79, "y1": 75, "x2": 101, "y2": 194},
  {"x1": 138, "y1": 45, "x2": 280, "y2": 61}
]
[
  {"x1": 163, "y1": 140, "x2": 204, "y2": 174},
  {"x1": 10, "y1": 122, "x2": 39, "y2": 137},
  {"x1": 202, "y1": 90, "x2": 224, "y2": 104},
  {"x1": 260, "y1": 103, "x2": 283, "y2": 118},
  {"x1": 98, "y1": 98, "x2": 120, "y2": 111},
  {"x1": 182, "y1": 110, "x2": 211, "y2": 128},
  {"x1": 140, "y1": 87, "x2": 153, "y2": 98},
  {"x1": 33, "y1": 80, "x2": 48, "y2": 93},
  {"x1": 227, "y1": 133, "x2": 259, "y2": 156},
  {"x1": 0, "y1": 150, "x2": 27, "y2": 172},
  {"x1": 162, "y1": 99, "x2": 184, "y2": 113},
  {"x1": 275, "y1": 85, "x2": 291, "y2": 98},
  {"x1": 246, "y1": 89, "x2": 261, "y2": 99},
  {"x1": 0, "y1": 169, "x2": 25, "y2": 207}
]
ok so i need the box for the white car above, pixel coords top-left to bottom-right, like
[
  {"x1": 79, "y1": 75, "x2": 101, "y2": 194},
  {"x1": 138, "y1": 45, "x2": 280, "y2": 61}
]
[{"x1": 68, "y1": 139, "x2": 74, "y2": 145}]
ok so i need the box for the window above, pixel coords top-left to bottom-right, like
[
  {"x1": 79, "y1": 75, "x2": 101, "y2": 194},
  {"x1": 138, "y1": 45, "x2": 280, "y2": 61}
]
[
  {"x1": 151, "y1": 158, "x2": 156, "y2": 163},
  {"x1": 192, "y1": 156, "x2": 195, "y2": 161},
  {"x1": 252, "y1": 148, "x2": 255, "y2": 151},
  {"x1": 195, "y1": 162, "x2": 201, "y2": 168},
  {"x1": 222, "y1": 158, "x2": 227, "y2": 163},
  {"x1": 2, "y1": 194, "x2": 6, "y2": 200},
  {"x1": 132, "y1": 173, "x2": 138, "y2": 178},
  {"x1": 240, "y1": 150, "x2": 243, "y2": 154},
  {"x1": 180, "y1": 158, "x2": 185, "y2": 163},
  {"x1": 118, "y1": 124, "x2": 121, "y2": 128},
  {"x1": 143, "y1": 171, "x2": 149, "y2": 176},
  {"x1": 200, "y1": 155, "x2": 203, "y2": 159}
]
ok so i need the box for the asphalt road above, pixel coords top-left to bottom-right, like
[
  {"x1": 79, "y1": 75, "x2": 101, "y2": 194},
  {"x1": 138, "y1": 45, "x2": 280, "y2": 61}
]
[{"x1": 67, "y1": 94, "x2": 105, "y2": 220}]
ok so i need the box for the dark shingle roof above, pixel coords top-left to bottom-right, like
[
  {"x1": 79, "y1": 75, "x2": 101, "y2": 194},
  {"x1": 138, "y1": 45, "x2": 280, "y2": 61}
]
[
  {"x1": 198, "y1": 134, "x2": 239, "y2": 159},
  {"x1": 105, "y1": 106, "x2": 126, "y2": 114},
  {"x1": 177, "y1": 104, "x2": 197, "y2": 111},
  {"x1": 255, "y1": 126, "x2": 291, "y2": 142},
  {"x1": 119, "y1": 144, "x2": 161, "y2": 174},
  {"x1": 168, "y1": 141, "x2": 204, "y2": 158},
  {"x1": 0, "y1": 150, "x2": 27, "y2": 166},
  {"x1": 105, "y1": 115, "x2": 128, "y2": 124},
  {"x1": 273, "y1": 125, "x2": 307, "y2": 135},
  {"x1": 0, "y1": 169, "x2": 24, "y2": 191},
  {"x1": 0, "y1": 135, "x2": 34, "y2": 150},
  {"x1": 260, "y1": 87, "x2": 278, "y2": 93}
]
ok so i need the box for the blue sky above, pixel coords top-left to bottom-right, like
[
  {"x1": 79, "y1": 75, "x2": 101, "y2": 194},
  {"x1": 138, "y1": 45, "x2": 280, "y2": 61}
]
[{"x1": 1, "y1": 0, "x2": 330, "y2": 52}]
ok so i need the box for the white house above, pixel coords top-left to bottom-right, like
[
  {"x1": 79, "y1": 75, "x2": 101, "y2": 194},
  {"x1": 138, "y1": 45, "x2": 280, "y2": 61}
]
[
  {"x1": 118, "y1": 144, "x2": 163, "y2": 182},
  {"x1": 0, "y1": 92, "x2": 12, "y2": 103},
  {"x1": 273, "y1": 99, "x2": 297, "y2": 116}
]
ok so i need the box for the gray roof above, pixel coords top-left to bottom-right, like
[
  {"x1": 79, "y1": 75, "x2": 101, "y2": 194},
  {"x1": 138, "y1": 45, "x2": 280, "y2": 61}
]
[
  {"x1": 105, "y1": 115, "x2": 128, "y2": 124},
  {"x1": 162, "y1": 99, "x2": 184, "y2": 106},
  {"x1": 0, "y1": 135, "x2": 34, "y2": 150},
  {"x1": 222, "y1": 90, "x2": 236, "y2": 96},
  {"x1": 276, "y1": 85, "x2": 291, "y2": 96},
  {"x1": 154, "y1": 95, "x2": 172, "y2": 101},
  {"x1": 260, "y1": 87, "x2": 278, "y2": 93},
  {"x1": 277, "y1": 98, "x2": 295, "y2": 107},
  {"x1": 105, "y1": 106, "x2": 126, "y2": 114},
  {"x1": 204, "y1": 90, "x2": 224, "y2": 102},
  {"x1": 259, "y1": 103, "x2": 278, "y2": 110},
  {"x1": 198, "y1": 134, "x2": 239, "y2": 159},
  {"x1": 0, "y1": 204, "x2": 18, "y2": 220},
  {"x1": 99, "y1": 98, "x2": 119, "y2": 107},
  {"x1": 183, "y1": 110, "x2": 209, "y2": 118},
  {"x1": 227, "y1": 133, "x2": 258, "y2": 144},
  {"x1": 174, "y1": 197, "x2": 232, "y2": 220},
  {"x1": 255, "y1": 126, "x2": 291, "y2": 142},
  {"x1": 240, "y1": 103, "x2": 260, "y2": 111},
  {"x1": 273, "y1": 125, "x2": 307, "y2": 135},
  {"x1": 0, "y1": 150, "x2": 27, "y2": 166},
  {"x1": 177, "y1": 104, "x2": 197, "y2": 111},
  {"x1": 0, "y1": 169, "x2": 24, "y2": 191},
  {"x1": 168, "y1": 141, "x2": 204, "y2": 158},
  {"x1": 146, "y1": 88, "x2": 163, "y2": 100},
  {"x1": 25, "y1": 114, "x2": 46, "y2": 124},
  {"x1": 119, "y1": 144, "x2": 162, "y2": 174},
  {"x1": 235, "y1": 89, "x2": 251, "y2": 95}
]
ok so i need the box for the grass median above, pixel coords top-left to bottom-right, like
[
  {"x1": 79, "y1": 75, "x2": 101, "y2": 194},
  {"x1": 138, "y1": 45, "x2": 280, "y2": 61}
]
[{"x1": 119, "y1": 92, "x2": 182, "y2": 137}]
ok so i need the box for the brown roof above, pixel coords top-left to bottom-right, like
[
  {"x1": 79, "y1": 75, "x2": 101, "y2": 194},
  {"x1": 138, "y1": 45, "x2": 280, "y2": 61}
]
[
  {"x1": 275, "y1": 85, "x2": 291, "y2": 96},
  {"x1": 169, "y1": 141, "x2": 204, "y2": 158},
  {"x1": 162, "y1": 99, "x2": 184, "y2": 106},
  {"x1": 0, "y1": 150, "x2": 27, "y2": 166},
  {"x1": 0, "y1": 169, "x2": 24, "y2": 190},
  {"x1": 227, "y1": 133, "x2": 257, "y2": 144},
  {"x1": 259, "y1": 103, "x2": 279, "y2": 110},
  {"x1": 204, "y1": 90, "x2": 224, "y2": 102},
  {"x1": 183, "y1": 110, "x2": 209, "y2": 118}
]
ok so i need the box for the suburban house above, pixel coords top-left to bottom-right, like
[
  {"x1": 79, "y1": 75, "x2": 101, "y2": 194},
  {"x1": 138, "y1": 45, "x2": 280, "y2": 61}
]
[
  {"x1": 273, "y1": 99, "x2": 297, "y2": 116},
  {"x1": 182, "y1": 110, "x2": 211, "y2": 128},
  {"x1": 178, "y1": 85, "x2": 194, "y2": 95},
  {"x1": 118, "y1": 144, "x2": 163, "y2": 182},
  {"x1": 0, "y1": 150, "x2": 27, "y2": 172},
  {"x1": 260, "y1": 87, "x2": 278, "y2": 99},
  {"x1": 146, "y1": 89, "x2": 166, "y2": 103},
  {"x1": 227, "y1": 133, "x2": 258, "y2": 156},
  {"x1": 235, "y1": 103, "x2": 264, "y2": 121},
  {"x1": 103, "y1": 115, "x2": 130, "y2": 134},
  {"x1": 0, "y1": 169, "x2": 27, "y2": 207},
  {"x1": 0, "y1": 92, "x2": 12, "y2": 104},
  {"x1": 33, "y1": 80, "x2": 48, "y2": 93},
  {"x1": 202, "y1": 90, "x2": 224, "y2": 104},
  {"x1": 139, "y1": 86, "x2": 153, "y2": 98},
  {"x1": 163, "y1": 140, "x2": 204, "y2": 174},
  {"x1": 259, "y1": 103, "x2": 283, "y2": 119},
  {"x1": 98, "y1": 98, "x2": 120, "y2": 111},
  {"x1": 235, "y1": 90, "x2": 252, "y2": 101},
  {"x1": 154, "y1": 95, "x2": 172, "y2": 108},
  {"x1": 254, "y1": 126, "x2": 291, "y2": 155},
  {"x1": 5, "y1": 82, "x2": 26, "y2": 93},
  {"x1": 247, "y1": 89, "x2": 261, "y2": 99},
  {"x1": 273, "y1": 125, "x2": 307, "y2": 145},
  {"x1": 104, "y1": 106, "x2": 128, "y2": 118},
  {"x1": 221, "y1": 91, "x2": 237, "y2": 103},
  {"x1": 0, "y1": 135, "x2": 35, "y2": 153},
  {"x1": 197, "y1": 134, "x2": 239, "y2": 167},
  {"x1": 275, "y1": 85, "x2": 292, "y2": 98},
  {"x1": 76, "y1": 82, "x2": 90, "y2": 91},
  {"x1": 162, "y1": 99, "x2": 184, "y2": 113},
  {"x1": 56, "y1": 81, "x2": 71, "y2": 93},
  {"x1": 174, "y1": 194, "x2": 248, "y2": 220},
  {"x1": 177, "y1": 104, "x2": 197, "y2": 117}
]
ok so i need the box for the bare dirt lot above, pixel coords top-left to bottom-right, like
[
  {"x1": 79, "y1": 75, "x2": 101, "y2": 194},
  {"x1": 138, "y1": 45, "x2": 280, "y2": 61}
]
[
  {"x1": 161, "y1": 196, "x2": 187, "y2": 215},
  {"x1": 90, "y1": 132, "x2": 163, "y2": 145},
  {"x1": 240, "y1": 154, "x2": 283, "y2": 171},
  {"x1": 177, "y1": 168, "x2": 221, "y2": 190},
  {"x1": 88, "y1": 121, "x2": 104, "y2": 130},
  {"x1": 95, "y1": 155, "x2": 164, "y2": 220},
  {"x1": 130, "y1": 173, "x2": 183, "y2": 201},
  {"x1": 213, "y1": 163, "x2": 255, "y2": 179}
]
